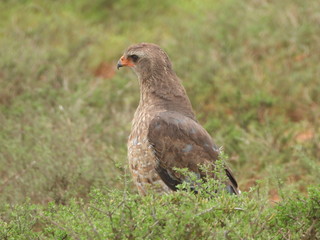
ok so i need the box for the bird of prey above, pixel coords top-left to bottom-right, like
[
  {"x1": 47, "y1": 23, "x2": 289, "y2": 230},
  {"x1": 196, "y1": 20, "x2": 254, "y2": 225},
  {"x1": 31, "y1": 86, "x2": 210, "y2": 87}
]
[{"x1": 117, "y1": 43, "x2": 240, "y2": 195}]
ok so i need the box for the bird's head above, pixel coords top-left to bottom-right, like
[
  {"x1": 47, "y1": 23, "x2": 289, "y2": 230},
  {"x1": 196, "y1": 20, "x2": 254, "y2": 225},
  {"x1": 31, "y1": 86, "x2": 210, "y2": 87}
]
[{"x1": 117, "y1": 43, "x2": 173, "y2": 79}]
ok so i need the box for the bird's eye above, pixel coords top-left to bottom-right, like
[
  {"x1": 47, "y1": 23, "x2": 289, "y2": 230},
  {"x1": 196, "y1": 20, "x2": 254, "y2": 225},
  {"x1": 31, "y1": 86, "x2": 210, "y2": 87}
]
[{"x1": 130, "y1": 54, "x2": 139, "y2": 62}]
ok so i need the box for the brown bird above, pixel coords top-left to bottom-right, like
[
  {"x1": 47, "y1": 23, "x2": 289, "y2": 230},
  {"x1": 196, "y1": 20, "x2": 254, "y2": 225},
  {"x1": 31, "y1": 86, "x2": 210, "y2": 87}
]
[{"x1": 117, "y1": 43, "x2": 240, "y2": 195}]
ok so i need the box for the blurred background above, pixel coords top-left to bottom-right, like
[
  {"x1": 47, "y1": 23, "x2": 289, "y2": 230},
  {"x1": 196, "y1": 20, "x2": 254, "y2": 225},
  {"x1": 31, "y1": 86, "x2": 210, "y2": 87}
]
[{"x1": 0, "y1": 0, "x2": 319, "y2": 205}]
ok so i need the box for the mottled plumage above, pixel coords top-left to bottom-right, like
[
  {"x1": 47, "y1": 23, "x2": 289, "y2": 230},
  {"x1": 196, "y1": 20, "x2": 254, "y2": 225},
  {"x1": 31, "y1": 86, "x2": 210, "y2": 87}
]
[{"x1": 117, "y1": 43, "x2": 240, "y2": 195}]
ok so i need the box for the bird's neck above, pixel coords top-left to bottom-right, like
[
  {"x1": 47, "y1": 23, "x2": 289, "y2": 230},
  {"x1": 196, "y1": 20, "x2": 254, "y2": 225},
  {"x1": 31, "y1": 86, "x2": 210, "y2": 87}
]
[{"x1": 138, "y1": 72, "x2": 196, "y2": 120}]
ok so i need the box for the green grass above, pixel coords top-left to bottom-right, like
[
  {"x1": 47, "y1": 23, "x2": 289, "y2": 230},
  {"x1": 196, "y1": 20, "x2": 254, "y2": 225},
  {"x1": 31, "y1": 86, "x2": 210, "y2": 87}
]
[{"x1": 0, "y1": 0, "x2": 319, "y2": 238}]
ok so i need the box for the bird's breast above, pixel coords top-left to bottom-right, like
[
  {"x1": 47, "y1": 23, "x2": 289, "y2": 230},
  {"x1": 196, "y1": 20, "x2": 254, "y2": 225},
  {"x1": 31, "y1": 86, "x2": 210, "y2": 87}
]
[{"x1": 127, "y1": 107, "x2": 171, "y2": 195}]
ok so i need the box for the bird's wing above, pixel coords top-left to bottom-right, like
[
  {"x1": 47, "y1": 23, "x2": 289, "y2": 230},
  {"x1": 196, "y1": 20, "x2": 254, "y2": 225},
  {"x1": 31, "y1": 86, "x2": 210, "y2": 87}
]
[{"x1": 147, "y1": 111, "x2": 239, "y2": 194}]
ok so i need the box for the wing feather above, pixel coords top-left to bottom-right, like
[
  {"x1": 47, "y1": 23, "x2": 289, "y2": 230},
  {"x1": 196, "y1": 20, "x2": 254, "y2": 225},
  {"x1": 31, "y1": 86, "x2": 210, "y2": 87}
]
[{"x1": 148, "y1": 111, "x2": 239, "y2": 194}]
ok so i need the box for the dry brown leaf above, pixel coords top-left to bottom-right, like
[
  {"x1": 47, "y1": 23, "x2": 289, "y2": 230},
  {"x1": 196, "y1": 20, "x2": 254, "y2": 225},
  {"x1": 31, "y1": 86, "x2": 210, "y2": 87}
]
[{"x1": 295, "y1": 129, "x2": 314, "y2": 142}]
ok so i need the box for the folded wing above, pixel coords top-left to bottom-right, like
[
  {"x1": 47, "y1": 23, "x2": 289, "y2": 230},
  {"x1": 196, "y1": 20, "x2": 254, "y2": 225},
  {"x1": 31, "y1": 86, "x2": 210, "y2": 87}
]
[{"x1": 148, "y1": 111, "x2": 239, "y2": 194}]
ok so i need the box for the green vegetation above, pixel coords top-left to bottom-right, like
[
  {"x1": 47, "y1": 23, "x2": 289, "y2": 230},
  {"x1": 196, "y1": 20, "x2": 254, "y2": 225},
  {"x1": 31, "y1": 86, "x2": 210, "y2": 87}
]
[
  {"x1": 1, "y1": 186, "x2": 320, "y2": 239},
  {"x1": 0, "y1": 0, "x2": 319, "y2": 239}
]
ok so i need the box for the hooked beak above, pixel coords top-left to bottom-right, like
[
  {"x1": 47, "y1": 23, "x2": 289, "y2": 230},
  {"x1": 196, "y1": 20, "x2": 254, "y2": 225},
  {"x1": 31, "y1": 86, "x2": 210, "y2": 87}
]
[{"x1": 117, "y1": 56, "x2": 134, "y2": 70}]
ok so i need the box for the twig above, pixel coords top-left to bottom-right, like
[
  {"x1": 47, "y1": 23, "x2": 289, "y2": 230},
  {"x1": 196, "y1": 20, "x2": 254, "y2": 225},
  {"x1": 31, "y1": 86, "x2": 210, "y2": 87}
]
[
  {"x1": 38, "y1": 211, "x2": 80, "y2": 240},
  {"x1": 81, "y1": 205, "x2": 102, "y2": 240},
  {"x1": 143, "y1": 220, "x2": 160, "y2": 239},
  {"x1": 195, "y1": 206, "x2": 244, "y2": 217}
]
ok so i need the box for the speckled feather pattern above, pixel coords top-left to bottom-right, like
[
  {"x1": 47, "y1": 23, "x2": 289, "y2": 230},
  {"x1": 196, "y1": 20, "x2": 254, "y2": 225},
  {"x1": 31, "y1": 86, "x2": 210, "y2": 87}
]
[{"x1": 128, "y1": 106, "x2": 172, "y2": 195}]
